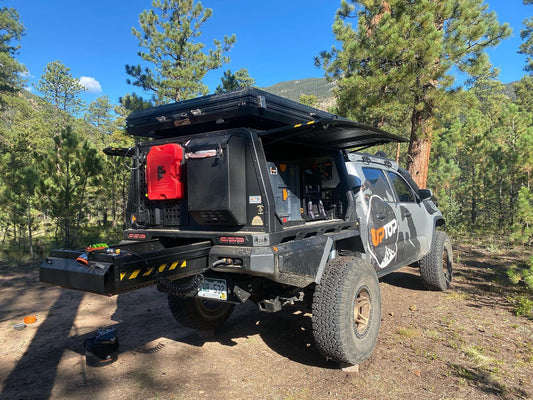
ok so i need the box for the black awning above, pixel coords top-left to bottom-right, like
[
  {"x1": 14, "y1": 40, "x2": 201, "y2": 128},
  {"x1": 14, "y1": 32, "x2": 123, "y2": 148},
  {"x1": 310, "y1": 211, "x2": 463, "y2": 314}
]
[{"x1": 259, "y1": 119, "x2": 407, "y2": 151}]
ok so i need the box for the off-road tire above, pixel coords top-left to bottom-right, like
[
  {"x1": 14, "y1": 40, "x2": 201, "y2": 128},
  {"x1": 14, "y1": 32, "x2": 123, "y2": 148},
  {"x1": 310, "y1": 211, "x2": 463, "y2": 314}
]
[
  {"x1": 312, "y1": 256, "x2": 381, "y2": 365},
  {"x1": 419, "y1": 231, "x2": 453, "y2": 291},
  {"x1": 167, "y1": 295, "x2": 235, "y2": 330}
]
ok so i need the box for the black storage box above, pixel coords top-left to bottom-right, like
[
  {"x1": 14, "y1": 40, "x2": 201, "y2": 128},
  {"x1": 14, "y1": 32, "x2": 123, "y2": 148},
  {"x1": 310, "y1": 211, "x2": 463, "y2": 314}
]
[{"x1": 187, "y1": 135, "x2": 247, "y2": 225}]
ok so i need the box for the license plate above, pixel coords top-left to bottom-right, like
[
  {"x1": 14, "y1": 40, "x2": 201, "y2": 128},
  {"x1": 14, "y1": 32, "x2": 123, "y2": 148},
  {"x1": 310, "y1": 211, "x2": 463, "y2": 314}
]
[{"x1": 197, "y1": 278, "x2": 227, "y2": 300}]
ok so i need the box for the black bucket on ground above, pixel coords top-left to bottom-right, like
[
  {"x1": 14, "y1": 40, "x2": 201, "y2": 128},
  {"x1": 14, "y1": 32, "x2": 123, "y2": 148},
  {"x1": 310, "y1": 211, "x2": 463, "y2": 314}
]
[{"x1": 84, "y1": 326, "x2": 119, "y2": 367}]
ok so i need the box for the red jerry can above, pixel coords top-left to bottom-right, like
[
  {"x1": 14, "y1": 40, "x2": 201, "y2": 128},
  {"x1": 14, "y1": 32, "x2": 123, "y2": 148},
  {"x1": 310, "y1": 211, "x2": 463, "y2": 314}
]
[{"x1": 146, "y1": 143, "x2": 185, "y2": 200}]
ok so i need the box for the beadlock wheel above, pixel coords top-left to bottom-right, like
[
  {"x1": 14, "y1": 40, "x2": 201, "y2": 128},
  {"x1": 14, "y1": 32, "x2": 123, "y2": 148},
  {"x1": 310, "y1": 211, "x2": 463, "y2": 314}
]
[{"x1": 354, "y1": 288, "x2": 371, "y2": 337}]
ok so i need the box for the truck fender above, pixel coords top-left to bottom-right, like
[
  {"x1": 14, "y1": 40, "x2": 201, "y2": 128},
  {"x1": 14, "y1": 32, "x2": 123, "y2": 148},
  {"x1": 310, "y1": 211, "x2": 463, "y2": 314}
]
[{"x1": 314, "y1": 230, "x2": 361, "y2": 284}]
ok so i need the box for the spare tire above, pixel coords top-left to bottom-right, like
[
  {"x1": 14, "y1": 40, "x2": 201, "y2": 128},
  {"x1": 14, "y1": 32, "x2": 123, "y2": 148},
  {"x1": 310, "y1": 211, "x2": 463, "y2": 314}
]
[{"x1": 168, "y1": 295, "x2": 235, "y2": 330}]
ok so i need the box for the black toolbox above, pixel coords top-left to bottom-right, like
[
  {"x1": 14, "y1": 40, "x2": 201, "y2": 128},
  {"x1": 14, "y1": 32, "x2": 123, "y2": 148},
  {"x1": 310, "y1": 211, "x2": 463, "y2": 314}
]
[
  {"x1": 125, "y1": 87, "x2": 336, "y2": 138},
  {"x1": 40, "y1": 240, "x2": 212, "y2": 295}
]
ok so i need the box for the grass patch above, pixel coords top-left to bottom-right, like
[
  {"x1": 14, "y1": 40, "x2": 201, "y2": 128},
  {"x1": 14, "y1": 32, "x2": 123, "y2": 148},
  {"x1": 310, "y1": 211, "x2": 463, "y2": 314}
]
[
  {"x1": 462, "y1": 345, "x2": 503, "y2": 373},
  {"x1": 418, "y1": 349, "x2": 439, "y2": 361},
  {"x1": 445, "y1": 291, "x2": 471, "y2": 301},
  {"x1": 424, "y1": 329, "x2": 440, "y2": 340},
  {"x1": 440, "y1": 315, "x2": 456, "y2": 328},
  {"x1": 396, "y1": 326, "x2": 420, "y2": 338},
  {"x1": 454, "y1": 365, "x2": 477, "y2": 381},
  {"x1": 507, "y1": 294, "x2": 533, "y2": 317}
]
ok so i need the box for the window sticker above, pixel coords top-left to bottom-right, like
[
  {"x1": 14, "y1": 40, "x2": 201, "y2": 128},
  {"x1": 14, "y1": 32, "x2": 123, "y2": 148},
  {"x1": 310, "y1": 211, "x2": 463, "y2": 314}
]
[{"x1": 249, "y1": 196, "x2": 261, "y2": 204}]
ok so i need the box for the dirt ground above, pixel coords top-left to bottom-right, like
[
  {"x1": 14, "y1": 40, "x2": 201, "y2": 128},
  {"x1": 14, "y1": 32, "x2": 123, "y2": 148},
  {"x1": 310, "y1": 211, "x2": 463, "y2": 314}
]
[{"x1": 0, "y1": 243, "x2": 532, "y2": 400}]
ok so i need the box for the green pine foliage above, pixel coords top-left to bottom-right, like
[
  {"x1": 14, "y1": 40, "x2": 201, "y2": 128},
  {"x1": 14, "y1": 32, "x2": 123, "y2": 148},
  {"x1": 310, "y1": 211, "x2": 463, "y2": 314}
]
[
  {"x1": 0, "y1": 7, "x2": 26, "y2": 109},
  {"x1": 126, "y1": 0, "x2": 236, "y2": 103},
  {"x1": 317, "y1": 0, "x2": 511, "y2": 187},
  {"x1": 511, "y1": 187, "x2": 533, "y2": 245},
  {"x1": 298, "y1": 94, "x2": 319, "y2": 108},
  {"x1": 507, "y1": 256, "x2": 533, "y2": 317},
  {"x1": 39, "y1": 126, "x2": 103, "y2": 248},
  {"x1": 119, "y1": 93, "x2": 154, "y2": 112},
  {"x1": 520, "y1": 0, "x2": 533, "y2": 72},
  {"x1": 215, "y1": 68, "x2": 256, "y2": 93},
  {"x1": 37, "y1": 60, "x2": 84, "y2": 117}
]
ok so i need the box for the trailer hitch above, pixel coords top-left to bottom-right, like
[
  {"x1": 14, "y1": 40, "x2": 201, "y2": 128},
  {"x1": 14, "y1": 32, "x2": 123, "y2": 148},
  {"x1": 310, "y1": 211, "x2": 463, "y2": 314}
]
[{"x1": 156, "y1": 258, "x2": 238, "y2": 297}]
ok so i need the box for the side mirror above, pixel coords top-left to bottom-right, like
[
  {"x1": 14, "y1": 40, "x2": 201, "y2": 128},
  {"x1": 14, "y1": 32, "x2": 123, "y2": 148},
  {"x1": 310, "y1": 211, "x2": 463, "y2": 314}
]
[{"x1": 418, "y1": 189, "x2": 433, "y2": 200}]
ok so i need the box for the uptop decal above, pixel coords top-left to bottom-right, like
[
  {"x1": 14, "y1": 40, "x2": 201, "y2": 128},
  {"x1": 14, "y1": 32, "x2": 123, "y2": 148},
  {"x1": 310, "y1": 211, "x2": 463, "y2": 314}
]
[{"x1": 366, "y1": 195, "x2": 399, "y2": 269}]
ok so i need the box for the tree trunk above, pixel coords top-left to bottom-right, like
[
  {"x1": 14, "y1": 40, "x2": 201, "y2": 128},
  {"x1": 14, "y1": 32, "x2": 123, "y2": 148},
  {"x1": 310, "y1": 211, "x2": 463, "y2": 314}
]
[
  {"x1": 395, "y1": 142, "x2": 401, "y2": 164},
  {"x1": 27, "y1": 199, "x2": 33, "y2": 259},
  {"x1": 471, "y1": 163, "x2": 477, "y2": 224},
  {"x1": 406, "y1": 103, "x2": 433, "y2": 189}
]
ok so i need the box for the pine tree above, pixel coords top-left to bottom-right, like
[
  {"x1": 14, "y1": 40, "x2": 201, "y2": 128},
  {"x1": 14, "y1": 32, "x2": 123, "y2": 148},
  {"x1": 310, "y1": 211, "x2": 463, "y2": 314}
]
[
  {"x1": 215, "y1": 68, "x2": 255, "y2": 93},
  {"x1": 37, "y1": 60, "x2": 84, "y2": 114},
  {"x1": 39, "y1": 127, "x2": 102, "y2": 248},
  {"x1": 37, "y1": 60, "x2": 84, "y2": 132},
  {"x1": 85, "y1": 96, "x2": 114, "y2": 141},
  {"x1": 85, "y1": 96, "x2": 131, "y2": 229},
  {"x1": 0, "y1": 6, "x2": 26, "y2": 109},
  {"x1": 318, "y1": 0, "x2": 511, "y2": 188},
  {"x1": 126, "y1": 0, "x2": 236, "y2": 104},
  {"x1": 520, "y1": 0, "x2": 533, "y2": 73},
  {"x1": 119, "y1": 93, "x2": 154, "y2": 112}
]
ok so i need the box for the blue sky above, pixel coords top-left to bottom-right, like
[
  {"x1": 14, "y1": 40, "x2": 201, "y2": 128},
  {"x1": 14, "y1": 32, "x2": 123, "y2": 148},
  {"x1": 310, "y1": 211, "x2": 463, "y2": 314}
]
[{"x1": 7, "y1": 0, "x2": 532, "y2": 106}]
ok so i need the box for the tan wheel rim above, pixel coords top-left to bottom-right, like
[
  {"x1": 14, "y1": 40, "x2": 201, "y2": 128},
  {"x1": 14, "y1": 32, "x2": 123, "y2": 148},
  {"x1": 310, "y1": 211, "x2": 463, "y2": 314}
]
[{"x1": 354, "y1": 288, "x2": 371, "y2": 335}]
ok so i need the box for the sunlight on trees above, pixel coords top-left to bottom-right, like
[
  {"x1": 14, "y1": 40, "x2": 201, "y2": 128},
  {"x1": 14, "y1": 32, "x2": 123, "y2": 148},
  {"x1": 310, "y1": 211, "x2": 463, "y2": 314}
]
[{"x1": 317, "y1": 0, "x2": 511, "y2": 188}]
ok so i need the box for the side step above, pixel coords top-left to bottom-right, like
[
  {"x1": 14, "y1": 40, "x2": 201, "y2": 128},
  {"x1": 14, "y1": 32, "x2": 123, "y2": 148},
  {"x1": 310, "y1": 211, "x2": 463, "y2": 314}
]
[{"x1": 40, "y1": 240, "x2": 212, "y2": 296}]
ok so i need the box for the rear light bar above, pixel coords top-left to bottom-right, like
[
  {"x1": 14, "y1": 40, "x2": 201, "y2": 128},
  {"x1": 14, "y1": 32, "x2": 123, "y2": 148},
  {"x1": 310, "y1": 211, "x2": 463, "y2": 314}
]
[
  {"x1": 127, "y1": 233, "x2": 148, "y2": 240},
  {"x1": 219, "y1": 236, "x2": 245, "y2": 244}
]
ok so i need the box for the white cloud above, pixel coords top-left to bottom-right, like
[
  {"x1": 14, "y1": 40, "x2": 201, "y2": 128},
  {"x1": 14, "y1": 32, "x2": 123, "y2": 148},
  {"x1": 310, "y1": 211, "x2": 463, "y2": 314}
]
[
  {"x1": 20, "y1": 70, "x2": 34, "y2": 79},
  {"x1": 23, "y1": 86, "x2": 33, "y2": 93},
  {"x1": 79, "y1": 76, "x2": 102, "y2": 93}
]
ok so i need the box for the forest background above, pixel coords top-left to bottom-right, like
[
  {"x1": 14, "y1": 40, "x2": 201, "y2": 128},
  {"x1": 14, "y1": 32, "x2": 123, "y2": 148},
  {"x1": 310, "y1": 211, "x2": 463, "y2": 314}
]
[{"x1": 0, "y1": 0, "x2": 532, "y2": 266}]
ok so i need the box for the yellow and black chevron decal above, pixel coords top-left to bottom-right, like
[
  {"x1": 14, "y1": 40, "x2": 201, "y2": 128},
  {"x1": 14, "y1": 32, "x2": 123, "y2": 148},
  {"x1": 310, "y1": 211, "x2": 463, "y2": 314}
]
[
  {"x1": 120, "y1": 260, "x2": 187, "y2": 281},
  {"x1": 293, "y1": 120, "x2": 316, "y2": 129}
]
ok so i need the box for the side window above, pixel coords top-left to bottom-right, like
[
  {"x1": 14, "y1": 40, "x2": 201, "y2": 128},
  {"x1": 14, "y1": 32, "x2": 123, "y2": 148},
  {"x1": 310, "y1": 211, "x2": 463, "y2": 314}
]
[
  {"x1": 387, "y1": 172, "x2": 416, "y2": 203},
  {"x1": 361, "y1": 167, "x2": 395, "y2": 202}
]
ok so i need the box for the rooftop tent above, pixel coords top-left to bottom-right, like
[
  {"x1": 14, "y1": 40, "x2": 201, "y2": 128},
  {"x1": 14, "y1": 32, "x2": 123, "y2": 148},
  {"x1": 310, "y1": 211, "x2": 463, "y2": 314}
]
[{"x1": 125, "y1": 87, "x2": 336, "y2": 138}]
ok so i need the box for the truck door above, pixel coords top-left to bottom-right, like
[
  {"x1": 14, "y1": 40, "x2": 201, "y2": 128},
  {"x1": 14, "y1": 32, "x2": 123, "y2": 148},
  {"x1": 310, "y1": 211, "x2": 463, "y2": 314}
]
[
  {"x1": 355, "y1": 167, "x2": 404, "y2": 271},
  {"x1": 385, "y1": 171, "x2": 431, "y2": 263}
]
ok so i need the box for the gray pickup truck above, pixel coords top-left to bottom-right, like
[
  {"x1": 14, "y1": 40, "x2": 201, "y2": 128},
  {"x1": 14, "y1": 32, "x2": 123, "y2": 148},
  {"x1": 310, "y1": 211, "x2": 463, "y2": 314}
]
[{"x1": 41, "y1": 88, "x2": 453, "y2": 365}]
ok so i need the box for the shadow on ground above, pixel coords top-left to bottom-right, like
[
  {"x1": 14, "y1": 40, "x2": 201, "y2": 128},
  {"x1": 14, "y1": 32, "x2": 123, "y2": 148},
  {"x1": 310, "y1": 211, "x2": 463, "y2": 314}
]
[
  {"x1": 0, "y1": 279, "x2": 334, "y2": 399},
  {"x1": 379, "y1": 266, "x2": 426, "y2": 291},
  {"x1": 0, "y1": 289, "x2": 86, "y2": 400}
]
